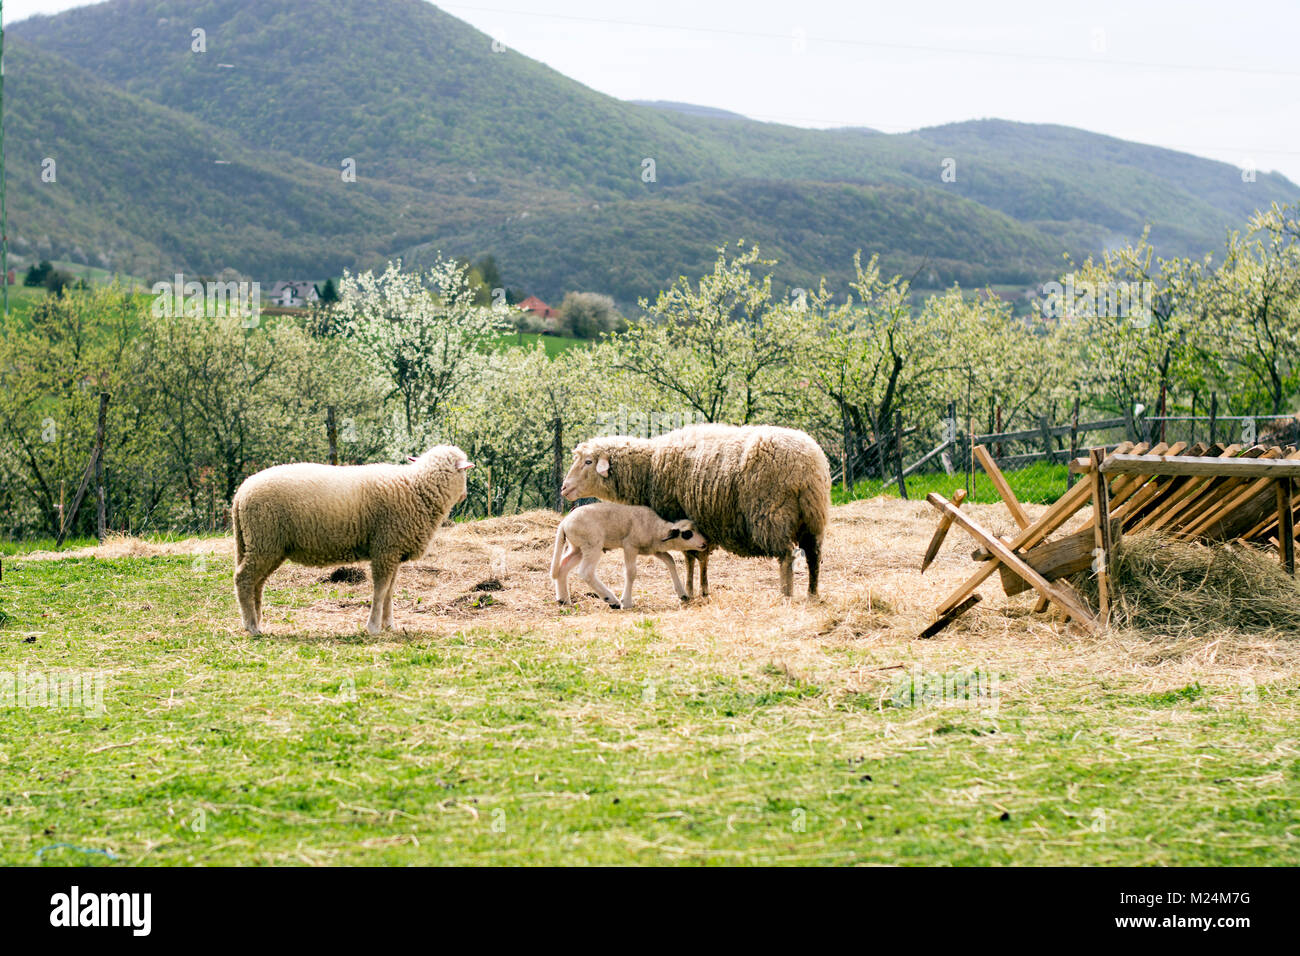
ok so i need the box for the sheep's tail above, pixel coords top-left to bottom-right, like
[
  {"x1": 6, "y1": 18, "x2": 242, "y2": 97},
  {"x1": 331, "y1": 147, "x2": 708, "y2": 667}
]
[
  {"x1": 550, "y1": 524, "x2": 567, "y2": 579},
  {"x1": 232, "y1": 498, "x2": 245, "y2": 565}
]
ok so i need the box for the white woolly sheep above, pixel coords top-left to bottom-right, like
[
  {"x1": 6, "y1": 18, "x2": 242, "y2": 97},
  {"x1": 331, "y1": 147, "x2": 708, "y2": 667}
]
[
  {"x1": 550, "y1": 502, "x2": 708, "y2": 609},
  {"x1": 231, "y1": 446, "x2": 474, "y2": 634},
  {"x1": 560, "y1": 424, "x2": 830, "y2": 598}
]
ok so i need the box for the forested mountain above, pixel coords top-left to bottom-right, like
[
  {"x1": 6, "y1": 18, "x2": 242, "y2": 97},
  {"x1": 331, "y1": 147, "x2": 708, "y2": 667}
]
[{"x1": 8, "y1": 0, "x2": 1297, "y2": 303}]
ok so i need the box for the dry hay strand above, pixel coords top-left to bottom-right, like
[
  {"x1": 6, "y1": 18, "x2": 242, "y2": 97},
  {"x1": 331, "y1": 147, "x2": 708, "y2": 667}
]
[{"x1": 1074, "y1": 532, "x2": 1300, "y2": 647}]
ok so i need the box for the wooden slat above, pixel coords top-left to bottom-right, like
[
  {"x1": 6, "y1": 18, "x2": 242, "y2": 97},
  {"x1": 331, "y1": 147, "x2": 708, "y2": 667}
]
[
  {"x1": 918, "y1": 594, "x2": 982, "y2": 639},
  {"x1": 935, "y1": 476, "x2": 1096, "y2": 615},
  {"x1": 1100, "y1": 451, "x2": 1300, "y2": 477},
  {"x1": 1279, "y1": 480, "x2": 1296, "y2": 575},
  {"x1": 1089, "y1": 448, "x2": 1112, "y2": 623},
  {"x1": 920, "y1": 488, "x2": 966, "y2": 574},
  {"x1": 1172, "y1": 447, "x2": 1279, "y2": 537},
  {"x1": 975, "y1": 445, "x2": 1030, "y2": 530},
  {"x1": 1180, "y1": 448, "x2": 1297, "y2": 538},
  {"x1": 925, "y1": 493, "x2": 1099, "y2": 632}
]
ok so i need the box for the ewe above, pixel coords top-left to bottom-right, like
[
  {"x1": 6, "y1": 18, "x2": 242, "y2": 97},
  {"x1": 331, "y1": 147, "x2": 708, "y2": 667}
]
[
  {"x1": 551, "y1": 502, "x2": 707, "y2": 609},
  {"x1": 561, "y1": 424, "x2": 830, "y2": 598},
  {"x1": 231, "y1": 446, "x2": 473, "y2": 634}
]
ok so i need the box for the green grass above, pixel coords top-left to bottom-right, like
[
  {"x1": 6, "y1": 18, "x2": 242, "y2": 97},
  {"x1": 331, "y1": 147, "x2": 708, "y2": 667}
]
[
  {"x1": 0, "y1": 531, "x2": 223, "y2": 557},
  {"x1": 493, "y1": 330, "x2": 588, "y2": 357},
  {"x1": 834, "y1": 461, "x2": 1070, "y2": 506},
  {"x1": 2, "y1": 553, "x2": 1297, "y2": 865}
]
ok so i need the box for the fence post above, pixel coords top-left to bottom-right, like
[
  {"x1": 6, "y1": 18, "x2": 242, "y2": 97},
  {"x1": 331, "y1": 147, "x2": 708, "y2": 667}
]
[
  {"x1": 95, "y1": 393, "x2": 109, "y2": 543},
  {"x1": 326, "y1": 405, "x2": 338, "y2": 465},
  {"x1": 893, "y1": 411, "x2": 908, "y2": 500},
  {"x1": 552, "y1": 417, "x2": 565, "y2": 512},
  {"x1": 1209, "y1": 393, "x2": 1218, "y2": 446},
  {"x1": 1067, "y1": 397, "x2": 1080, "y2": 489},
  {"x1": 1158, "y1": 381, "x2": 1168, "y2": 444},
  {"x1": 1039, "y1": 415, "x2": 1053, "y2": 465}
]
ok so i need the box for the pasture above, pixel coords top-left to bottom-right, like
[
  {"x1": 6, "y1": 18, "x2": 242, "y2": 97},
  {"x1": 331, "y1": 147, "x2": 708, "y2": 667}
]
[{"x1": 3, "y1": 498, "x2": 1297, "y2": 865}]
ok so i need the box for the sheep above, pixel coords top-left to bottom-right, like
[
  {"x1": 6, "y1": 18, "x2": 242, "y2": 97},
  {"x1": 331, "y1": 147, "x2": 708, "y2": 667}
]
[
  {"x1": 560, "y1": 424, "x2": 830, "y2": 598},
  {"x1": 231, "y1": 446, "x2": 474, "y2": 635},
  {"x1": 550, "y1": 502, "x2": 708, "y2": 609}
]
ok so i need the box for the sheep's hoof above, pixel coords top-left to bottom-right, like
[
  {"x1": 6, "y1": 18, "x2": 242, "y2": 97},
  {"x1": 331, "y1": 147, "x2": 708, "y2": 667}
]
[
  {"x1": 680, "y1": 595, "x2": 690, "y2": 603},
  {"x1": 606, "y1": 600, "x2": 622, "y2": 610}
]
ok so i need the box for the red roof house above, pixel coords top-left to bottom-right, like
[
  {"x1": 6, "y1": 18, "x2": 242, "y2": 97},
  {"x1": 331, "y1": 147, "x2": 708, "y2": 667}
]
[{"x1": 517, "y1": 295, "x2": 557, "y2": 320}]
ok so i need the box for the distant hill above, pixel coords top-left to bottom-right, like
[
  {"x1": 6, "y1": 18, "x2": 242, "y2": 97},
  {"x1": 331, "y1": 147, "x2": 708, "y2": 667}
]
[{"x1": 9, "y1": 0, "x2": 1298, "y2": 304}]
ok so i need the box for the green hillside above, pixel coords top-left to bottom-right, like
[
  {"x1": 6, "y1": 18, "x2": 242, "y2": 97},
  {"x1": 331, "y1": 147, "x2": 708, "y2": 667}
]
[{"x1": 8, "y1": 0, "x2": 1299, "y2": 302}]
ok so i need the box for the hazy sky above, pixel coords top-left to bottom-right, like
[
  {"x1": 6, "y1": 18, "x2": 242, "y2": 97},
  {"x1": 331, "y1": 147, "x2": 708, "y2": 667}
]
[{"x1": 7, "y1": 0, "x2": 1299, "y2": 183}]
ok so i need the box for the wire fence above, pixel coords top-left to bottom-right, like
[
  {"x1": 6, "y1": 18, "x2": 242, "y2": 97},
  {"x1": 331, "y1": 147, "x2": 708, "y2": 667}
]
[{"x1": 832, "y1": 406, "x2": 1300, "y2": 508}]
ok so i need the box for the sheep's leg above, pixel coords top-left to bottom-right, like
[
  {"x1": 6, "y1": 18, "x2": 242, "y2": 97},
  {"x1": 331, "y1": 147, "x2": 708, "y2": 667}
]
[
  {"x1": 555, "y1": 547, "x2": 582, "y2": 604},
  {"x1": 656, "y1": 553, "x2": 689, "y2": 602},
  {"x1": 684, "y1": 552, "x2": 698, "y2": 599},
  {"x1": 235, "y1": 554, "x2": 280, "y2": 635},
  {"x1": 798, "y1": 531, "x2": 822, "y2": 597},
  {"x1": 368, "y1": 558, "x2": 399, "y2": 634},
  {"x1": 698, "y1": 548, "x2": 711, "y2": 597},
  {"x1": 779, "y1": 550, "x2": 795, "y2": 597},
  {"x1": 621, "y1": 551, "x2": 638, "y2": 608},
  {"x1": 577, "y1": 553, "x2": 621, "y2": 609},
  {"x1": 381, "y1": 569, "x2": 397, "y2": 630}
]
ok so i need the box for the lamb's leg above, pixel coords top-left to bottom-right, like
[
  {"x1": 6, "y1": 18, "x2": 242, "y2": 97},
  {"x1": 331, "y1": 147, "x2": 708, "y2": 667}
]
[
  {"x1": 368, "y1": 558, "x2": 399, "y2": 634},
  {"x1": 621, "y1": 550, "x2": 638, "y2": 608},
  {"x1": 656, "y1": 553, "x2": 689, "y2": 602},
  {"x1": 555, "y1": 547, "x2": 581, "y2": 604},
  {"x1": 577, "y1": 553, "x2": 621, "y2": 609},
  {"x1": 779, "y1": 550, "x2": 795, "y2": 597}
]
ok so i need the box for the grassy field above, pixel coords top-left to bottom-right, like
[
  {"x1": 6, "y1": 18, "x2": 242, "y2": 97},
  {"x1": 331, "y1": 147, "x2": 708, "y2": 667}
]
[
  {"x1": 2, "y1": 500, "x2": 1297, "y2": 866},
  {"x1": 492, "y1": 329, "x2": 588, "y2": 356},
  {"x1": 836, "y1": 461, "x2": 1071, "y2": 506}
]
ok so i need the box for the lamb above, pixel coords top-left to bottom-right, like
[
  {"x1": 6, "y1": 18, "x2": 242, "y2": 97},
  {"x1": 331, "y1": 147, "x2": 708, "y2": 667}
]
[
  {"x1": 560, "y1": 424, "x2": 830, "y2": 598},
  {"x1": 550, "y1": 502, "x2": 708, "y2": 609},
  {"x1": 230, "y1": 446, "x2": 474, "y2": 635}
]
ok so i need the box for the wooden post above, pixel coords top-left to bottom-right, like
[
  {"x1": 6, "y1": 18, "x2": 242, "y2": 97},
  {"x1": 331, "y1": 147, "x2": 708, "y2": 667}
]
[
  {"x1": 552, "y1": 417, "x2": 565, "y2": 512},
  {"x1": 94, "y1": 393, "x2": 108, "y2": 543},
  {"x1": 1089, "y1": 447, "x2": 1112, "y2": 625},
  {"x1": 995, "y1": 404, "x2": 1003, "y2": 459},
  {"x1": 1067, "y1": 398, "x2": 1080, "y2": 489},
  {"x1": 1209, "y1": 393, "x2": 1218, "y2": 447},
  {"x1": 1277, "y1": 479, "x2": 1295, "y2": 575},
  {"x1": 893, "y1": 411, "x2": 908, "y2": 500},
  {"x1": 1158, "y1": 381, "x2": 1168, "y2": 444},
  {"x1": 327, "y1": 403, "x2": 338, "y2": 468},
  {"x1": 1039, "y1": 415, "x2": 1054, "y2": 464}
]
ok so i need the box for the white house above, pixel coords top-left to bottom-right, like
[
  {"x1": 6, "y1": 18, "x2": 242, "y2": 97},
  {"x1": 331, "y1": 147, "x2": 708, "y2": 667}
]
[{"x1": 267, "y1": 280, "x2": 320, "y2": 308}]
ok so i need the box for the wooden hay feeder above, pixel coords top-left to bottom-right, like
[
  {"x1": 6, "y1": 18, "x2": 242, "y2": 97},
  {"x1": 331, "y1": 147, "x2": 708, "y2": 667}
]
[{"x1": 917, "y1": 440, "x2": 1300, "y2": 638}]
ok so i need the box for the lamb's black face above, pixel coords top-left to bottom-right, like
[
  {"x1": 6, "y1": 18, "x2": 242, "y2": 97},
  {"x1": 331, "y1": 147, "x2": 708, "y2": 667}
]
[{"x1": 663, "y1": 520, "x2": 707, "y2": 551}]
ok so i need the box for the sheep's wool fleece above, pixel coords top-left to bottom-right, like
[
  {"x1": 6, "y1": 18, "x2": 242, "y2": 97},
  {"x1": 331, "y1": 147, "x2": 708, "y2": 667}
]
[
  {"x1": 232, "y1": 446, "x2": 468, "y2": 567},
  {"x1": 580, "y1": 424, "x2": 830, "y2": 558}
]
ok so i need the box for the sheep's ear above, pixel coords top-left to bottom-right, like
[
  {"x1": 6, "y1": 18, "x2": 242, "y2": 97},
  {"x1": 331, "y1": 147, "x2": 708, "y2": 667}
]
[
  {"x1": 596, "y1": 457, "x2": 610, "y2": 477},
  {"x1": 663, "y1": 528, "x2": 680, "y2": 540},
  {"x1": 457, "y1": 460, "x2": 474, "y2": 471}
]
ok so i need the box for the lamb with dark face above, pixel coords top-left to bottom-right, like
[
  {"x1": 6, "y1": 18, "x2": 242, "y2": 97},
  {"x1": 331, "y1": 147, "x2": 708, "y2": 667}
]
[{"x1": 550, "y1": 502, "x2": 708, "y2": 609}]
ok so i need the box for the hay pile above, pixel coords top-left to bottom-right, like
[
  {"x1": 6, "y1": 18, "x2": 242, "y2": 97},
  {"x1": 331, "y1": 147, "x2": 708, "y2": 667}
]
[{"x1": 1075, "y1": 532, "x2": 1300, "y2": 638}]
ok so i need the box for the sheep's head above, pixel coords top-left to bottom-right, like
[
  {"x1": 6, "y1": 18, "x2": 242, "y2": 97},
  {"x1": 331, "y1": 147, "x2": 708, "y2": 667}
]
[
  {"x1": 661, "y1": 519, "x2": 707, "y2": 552},
  {"x1": 560, "y1": 442, "x2": 614, "y2": 501},
  {"x1": 413, "y1": 445, "x2": 474, "y2": 502}
]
